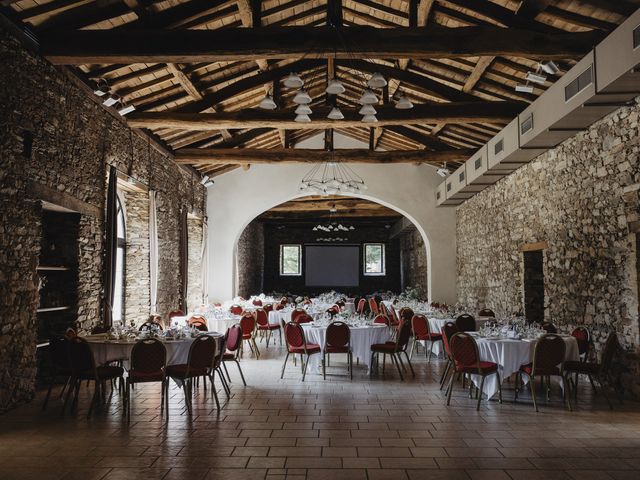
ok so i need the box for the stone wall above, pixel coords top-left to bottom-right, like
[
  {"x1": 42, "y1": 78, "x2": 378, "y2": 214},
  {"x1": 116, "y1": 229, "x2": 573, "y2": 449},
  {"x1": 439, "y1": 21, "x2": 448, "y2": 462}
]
[
  {"x1": 456, "y1": 98, "x2": 640, "y2": 396},
  {"x1": 0, "y1": 27, "x2": 205, "y2": 412},
  {"x1": 398, "y1": 225, "x2": 429, "y2": 298},
  {"x1": 187, "y1": 217, "x2": 204, "y2": 310},
  {"x1": 237, "y1": 221, "x2": 265, "y2": 299}
]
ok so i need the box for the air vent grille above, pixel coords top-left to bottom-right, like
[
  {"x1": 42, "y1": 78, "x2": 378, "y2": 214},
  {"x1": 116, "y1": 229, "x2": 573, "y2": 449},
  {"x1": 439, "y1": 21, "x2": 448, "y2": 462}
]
[
  {"x1": 564, "y1": 65, "x2": 593, "y2": 101},
  {"x1": 494, "y1": 139, "x2": 504, "y2": 155},
  {"x1": 436, "y1": 191, "x2": 441, "y2": 200},
  {"x1": 474, "y1": 156, "x2": 482, "y2": 170},
  {"x1": 634, "y1": 24, "x2": 639, "y2": 49},
  {"x1": 446, "y1": 182, "x2": 451, "y2": 192},
  {"x1": 521, "y1": 115, "x2": 533, "y2": 135},
  {"x1": 459, "y1": 171, "x2": 465, "y2": 182}
]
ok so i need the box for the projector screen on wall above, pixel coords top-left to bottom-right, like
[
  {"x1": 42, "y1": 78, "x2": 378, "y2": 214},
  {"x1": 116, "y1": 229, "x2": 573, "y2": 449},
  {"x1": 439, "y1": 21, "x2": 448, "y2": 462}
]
[{"x1": 305, "y1": 245, "x2": 360, "y2": 287}]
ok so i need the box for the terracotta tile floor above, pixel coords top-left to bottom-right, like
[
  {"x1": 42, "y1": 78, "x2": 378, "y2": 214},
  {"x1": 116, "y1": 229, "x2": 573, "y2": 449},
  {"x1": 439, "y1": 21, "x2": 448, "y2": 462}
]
[{"x1": 1, "y1": 344, "x2": 639, "y2": 480}]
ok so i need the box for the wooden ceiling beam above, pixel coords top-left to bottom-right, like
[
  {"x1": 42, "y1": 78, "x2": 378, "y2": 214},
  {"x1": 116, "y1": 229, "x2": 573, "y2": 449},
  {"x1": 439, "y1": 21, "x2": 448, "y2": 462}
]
[
  {"x1": 462, "y1": 56, "x2": 495, "y2": 93},
  {"x1": 41, "y1": 26, "x2": 602, "y2": 64},
  {"x1": 174, "y1": 148, "x2": 476, "y2": 165}
]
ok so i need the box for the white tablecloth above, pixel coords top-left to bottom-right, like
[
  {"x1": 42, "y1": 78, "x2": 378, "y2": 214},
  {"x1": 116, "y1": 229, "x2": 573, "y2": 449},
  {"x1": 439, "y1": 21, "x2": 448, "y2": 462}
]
[
  {"x1": 470, "y1": 335, "x2": 579, "y2": 399},
  {"x1": 86, "y1": 338, "x2": 195, "y2": 366},
  {"x1": 416, "y1": 317, "x2": 493, "y2": 357},
  {"x1": 302, "y1": 324, "x2": 390, "y2": 372}
]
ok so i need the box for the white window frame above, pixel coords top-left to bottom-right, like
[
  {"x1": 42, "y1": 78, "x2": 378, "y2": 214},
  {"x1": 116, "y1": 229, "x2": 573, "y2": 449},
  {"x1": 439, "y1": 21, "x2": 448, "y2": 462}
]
[
  {"x1": 280, "y1": 244, "x2": 302, "y2": 276},
  {"x1": 363, "y1": 243, "x2": 386, "y2": 276}
]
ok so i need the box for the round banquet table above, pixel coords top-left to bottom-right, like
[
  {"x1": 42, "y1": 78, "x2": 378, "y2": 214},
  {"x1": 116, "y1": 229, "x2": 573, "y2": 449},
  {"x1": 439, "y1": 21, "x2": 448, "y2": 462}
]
[
  {"x1": 301, "y1": 324, "x2": 391, "y2": 372},
  {"x1": 469, "y1": 334, "x2": 579, "y2": 399},
  {"x1": 416, "y1": 317, "x2": 493, "y2": 357}
]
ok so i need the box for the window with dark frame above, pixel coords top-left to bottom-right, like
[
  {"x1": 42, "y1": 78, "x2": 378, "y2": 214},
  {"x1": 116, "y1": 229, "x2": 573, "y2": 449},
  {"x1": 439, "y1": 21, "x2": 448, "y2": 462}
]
[{"x1": 113, "y1": 194, "x2": 126, "y2": 323}]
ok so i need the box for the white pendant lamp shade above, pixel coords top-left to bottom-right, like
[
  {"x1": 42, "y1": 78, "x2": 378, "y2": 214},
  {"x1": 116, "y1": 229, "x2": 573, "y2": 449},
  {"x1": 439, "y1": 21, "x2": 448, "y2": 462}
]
[
  {"x1": 361, "y1": 114, "x2": 378, "y2": 123},
  {"x1": 284, "y1": 72, "x2": 304, "y2": 88},
  {"x1": 295, "y1": 114, "x2": 311, "y2": 123},
  {"x1": 395, "y1": 95, "x2": 414, "y2": 110},
  {"x1": 326, "y1": 78, "x2": 346, "y2": 95},
  {"x1": 293, "y1": 89, "x2": 312, "y2": 104},
  {"x1": 327, "y1": 107, "x2": 344, "y2": 120},
  {"x1": 359, "y1": 89, "x2": 378, "y2": 105},
  {"x1": 259, "y1": 94, "x2": 277, "y2": 110},
  {"x1": 359, "y1": 104, "x2": 376, "y2": 115},
  {"x1": 295, "y1": 104, "x2": 312, "y2": 115},
  {"x1": 367, "y1": 72, "x2": 387, "y2": 88}
]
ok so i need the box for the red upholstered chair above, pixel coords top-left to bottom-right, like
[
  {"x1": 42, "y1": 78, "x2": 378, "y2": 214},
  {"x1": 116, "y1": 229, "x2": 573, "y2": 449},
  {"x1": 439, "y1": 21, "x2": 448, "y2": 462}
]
[
  {"x1": 571, "y1": 326, "x2": 591, "y2": 361},
  {"x1": 478, "y1": 308, "x2": 495, "y2": 317},
  {"x1": 280, "y1": 296, "x2": 289, "y2": 305},
  {"x1": 275, "y1": 303, "x2": 285, "y2": 311},
  {"x1": 222, "y1": 324, "x2": 246, "y2": 386},
  {"x1": 188, "y1": 315, "x2": 208, "y2": 332},
  {"x1": 541, "y1": 322, "x2": 558, "y2": 333},
  {"x1": 295, "y1": 313, "x2": 313, "y2": 324},
  {"x1": 229, "y1": 304, "x2": 243, "y2": 316},
  {"x1": 326, "y1": 305, "x2": 340, "y2": 317},
  {"x1": 64, "y1": 337, "x2": 125, "y2": 417},
  {"x1": 373, "y1": 314, "x2": 390, "y2": 326},
  {"x1": 410, "y1": 314, "x2": 442, "y2": 363},
  {"x1": 368, "y1": 297, "x2": 379, "y2": 316},
  {"x1": 240, "y1": 313, "x2": 260, "y2": 358},
  {"x1": 356, "y1": 298, "x2": 367, "y2": 315},
  {"x1": 126, "y1": 338, "x2": 168, "y2": 421},
  {"x1": 263, "y1": 303, "x2": 274, "y2": 314},
  {"x1": 390, "y1": 305, "x2": 403, "y2": 327},
  {"x1": 446, "y1": 332, "x2": 502, "y2": 410},
  {"x1": 42, "y1": 336, "x2": 73, "y2": 411},
  {"x1": 252, "y1": 299, "x2": 263, "y2": 306},
  {"x1": 281, "y1": 321, "x2": 321, "y2": 381},
  {"x1": 370, "y1": 320, "x2": 415, "y2": 381},
  {"x1": 516, "y1": 333, "x2": 570, "y2": 411},
  {"x1": 455, "y1": 313, "x2": 476, "y2": 332},
  {"x1": 166, "y1": 334, "x2": 220, "y2": 413},
  {"x1": 439, "y1": 321, "x2": 458, "y2": 390},
  {"x1": 255, "y1": 307, "x2": 281, "y2": 347},
  {"x1": 291, "y1": 308, "x2": 307, "y2": 322},
  {"x1": 564, "y1": 331, "x2": 619, "y2": 409},
  {"x1": 323, "y1": 321, "x2": 352, "y2": 380}
]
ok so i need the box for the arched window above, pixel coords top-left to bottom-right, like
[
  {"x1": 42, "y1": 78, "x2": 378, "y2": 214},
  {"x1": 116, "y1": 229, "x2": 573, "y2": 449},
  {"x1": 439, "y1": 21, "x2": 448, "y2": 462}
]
[{"x1": 113, "y1": 194, "x2": 126, "y2": 323}]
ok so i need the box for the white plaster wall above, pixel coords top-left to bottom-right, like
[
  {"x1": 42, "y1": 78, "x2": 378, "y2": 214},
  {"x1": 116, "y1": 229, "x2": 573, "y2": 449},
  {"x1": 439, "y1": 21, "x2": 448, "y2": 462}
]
[{"x1": 206, "y1": 133, "x2": 457, "y2": 303}]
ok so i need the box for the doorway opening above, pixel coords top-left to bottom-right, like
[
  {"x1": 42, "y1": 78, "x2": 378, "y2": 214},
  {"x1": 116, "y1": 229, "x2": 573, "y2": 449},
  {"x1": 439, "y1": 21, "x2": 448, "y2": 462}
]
[{"x1": 523, "y1": 250, "x2": 545, "y2": 323}]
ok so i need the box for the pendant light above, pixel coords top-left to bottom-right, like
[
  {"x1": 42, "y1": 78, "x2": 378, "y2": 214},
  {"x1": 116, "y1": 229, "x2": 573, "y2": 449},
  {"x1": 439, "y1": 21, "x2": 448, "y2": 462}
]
[
  {"x1": 326, "y1": 78, "x2": 346, "y2": 95},
  {"x1": 359, "y1": 104, "x2": 376, "y2": 116},
  {"x1": 293, "y1": 89, "x2": 312, "y2": 105},
  {"x1": 367, "y1": 72, "x2": 387, "y2": 88},
  {"x1": 295, "y1": 104, "x2": 312, "y2": 115},
  {"x1": 327, "y1": 107, "x2": 344, "y2": 120},
  {"x1": 361, "y1": 114, "x2": 378, "y2": 123},
  {"x1": 295, "y1": 114, "x2": 311, "y2": 123},
  {"x1": 259, "y1": 94, "x2": 277, "y2": 110},
  {"x1": 395, "y1": 95, "x2": 414, "y2": 110},
  {"x1": 284, "y1": 72, "x2": 304, "y2": 88},
  {"x1": 359, "y1": 89, "x2": 378, "y2": 105}
]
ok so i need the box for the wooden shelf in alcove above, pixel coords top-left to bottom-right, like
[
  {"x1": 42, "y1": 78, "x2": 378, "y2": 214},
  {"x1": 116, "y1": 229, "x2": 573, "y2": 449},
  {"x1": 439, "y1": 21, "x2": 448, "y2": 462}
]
[
  {"x1": 37, "y1": 266, "x2": 71, "y2": 271},
  {"x1": 37, "y1": 306, "x2": 72, "y2": 313}
]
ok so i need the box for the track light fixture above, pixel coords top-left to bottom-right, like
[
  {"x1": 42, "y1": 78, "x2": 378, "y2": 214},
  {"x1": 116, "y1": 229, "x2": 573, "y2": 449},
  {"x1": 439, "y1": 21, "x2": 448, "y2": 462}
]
[
  {"x1": 526, "y1": 72, "x2": 547, "y2": 85},
  {"x1": 540, "y1": 61, "x2": 560, "y2": 75}
]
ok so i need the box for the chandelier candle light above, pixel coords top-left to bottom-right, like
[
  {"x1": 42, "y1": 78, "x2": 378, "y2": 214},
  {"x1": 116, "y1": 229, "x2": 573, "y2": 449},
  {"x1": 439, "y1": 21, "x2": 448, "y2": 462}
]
[{"x1": 299, "y1": 160, "x2": 367, "y2": 196}]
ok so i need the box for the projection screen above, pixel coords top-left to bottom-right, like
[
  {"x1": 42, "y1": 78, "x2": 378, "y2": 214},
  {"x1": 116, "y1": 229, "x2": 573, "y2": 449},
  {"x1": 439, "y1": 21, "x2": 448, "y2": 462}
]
[{"x1": 305, "y1": 245, "x2": 359, "y2": 287}]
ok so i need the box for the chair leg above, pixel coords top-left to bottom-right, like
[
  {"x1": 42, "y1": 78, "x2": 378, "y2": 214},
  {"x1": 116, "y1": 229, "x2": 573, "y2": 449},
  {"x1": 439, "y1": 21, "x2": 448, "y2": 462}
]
[
  {"x1": 350, "y1": 352, "x2": 353, "y2": 380},
  {"x1": 382, "y1": 353, "x2": 386, "y2": 374},
  {"x1": 598, "y1": 374, "x2": 613, "y2": 410},
  {"x1": 302, "y1": 355, "x2": 310, "y2": 382},
  {"x1": 164, "y1": 379, "x2": 170, "y2": 420},
  {"x1": 222, "y1": 361, "x2": 231, "y2": 382},
  {"x1": 496, "y1": 370, "x2": 502, "y2": 404},
  {"x1": 446, "y1": 370, "x2": 455, "y2": 405},
  {"x1": 209, "y1": 373, "x2": 221, "y2": 411},
  {"x1": 235, "y1": 360, "x2": 247, "y2": 386},
  {"x1": 397, "y1": 352, "x2": 406, "y2": 372},
  {"x1": 252, "y1": 338, "x2": 260, "y2": 358},
  {"x1": 322, "y1": 352, "x2": 326, "y2": 380},
  {"x1": 126, "y1": 380, "x2": 131, "y2": 422},
  {"x1": 477, "y1": 375, "x2": 486, "y2": 411},
  {"x1": 403, "y1": 351, "x2": 415, "y2": 378},
  {"x1": 391, "y1": 354, "x2": 404, "y2": 381},
  {"x1": 219, "y1": 369, "x2": 231, "y2": 397},
  {"x1": 427, "y1": 340, "x2": 433, "y2": 363},
  {"x1": 369, "y1": 352, "x2": 376, "y2": 378},
  {"x1": 562, "y1": 373, "x2": 572, "y2": 412},
  {"x1": 87, "y1": 381, "x2": 99, "y2": 418},
  {"x1": 529, "y1": 375, "x2": 538, "y2": 412},
  {"x1": 281, "y1": 352, "x2": 290, "y2": 379},
  {"x1": 440, "y1": 361, "x2": 451, "y2": 390}
]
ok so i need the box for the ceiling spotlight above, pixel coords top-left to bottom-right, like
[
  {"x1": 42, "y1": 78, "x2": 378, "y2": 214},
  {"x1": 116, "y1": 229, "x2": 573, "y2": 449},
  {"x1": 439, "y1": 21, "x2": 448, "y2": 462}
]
[
  {"x1": 199, "y1": 175, "x2": 210, "y2": 185},
  {"x1": 259, "y1": 94, "x2": 277, "y2": 110},
  {"x1": 93, "y1": 79, "x2": 109, "y2": 97},
  {"x1": 118, "y1": 103, "x2": 136, "y2": 116},
  {"x1": 540, "y1": 61, "x2": 560, "y2": 75},
  {"x1": 327, "y1": 107, "x2": 344, "y2": 120},
  {"x1": 395, "y1": 95, "x2": 414, "y2": 110},
  {"x1": 515, "y1": 84, "x2": 534, "y2": 93},
  {"x1": 367, "y1": 72, "x2": 387, "y2": 88},
  {"x1": 526, "y1": 72, "x2": 547, "y2": 85},
  {"x1": 204, "y1": 179, "x2": 214, "y2": 187},
  {"x1": 361, "y1": 114, "x2": 378, "y2": 123},
  {"x1": 437, "y1": 162, "x2": 450, "y2": 177},
  {"x1": 295, "y1": 114, "x2": 311, "y2": 123},
  {"x1": 326, "y1": 78, "x2": 346, "y2": 95},
  {"x1": 293, "y1": 89, "x2": 312, "y2": 104},
  {"x1": 284, "y1": 72, "x2": 304, "y2": 89},
  {"x1": 359, "y1": 104, "x2": 376, "y2": 116},
  {"x1": 295, "y1": 104, "x2": 312, "y2": 115},
  {"x1": 102, "y1": 94, "x2": 120, "y2": 107},
  {"x1": 359, "y1": 89, "x2": 378, "y2": 105}
]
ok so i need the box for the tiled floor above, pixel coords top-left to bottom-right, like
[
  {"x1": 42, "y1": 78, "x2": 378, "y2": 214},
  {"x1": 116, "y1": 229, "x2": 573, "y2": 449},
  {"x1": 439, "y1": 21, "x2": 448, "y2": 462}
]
[{"x1": 1, "y1": 343, "x2": 639, "y2": 480}]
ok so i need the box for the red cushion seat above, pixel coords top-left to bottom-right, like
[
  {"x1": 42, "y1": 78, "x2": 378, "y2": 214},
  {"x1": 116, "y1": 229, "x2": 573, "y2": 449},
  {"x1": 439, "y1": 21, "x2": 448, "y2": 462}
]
[
  {"x1": 166, "y1": 364, "x2": 208, "y2": 379},
  {"x1": 128, "y1": 370, "x2": 165, "y2": 382},
  {"x1": 258, "y1": 324, "x2": 280, "y2": 331},
  {"x1": 455, "y1": 361, "x2": 498, "y2": 374},
  {"x1": 288, "y1": 343, "x2": 321, "y2": 354},
  {"x1": 325, "y1": 345, "x2": 350, "y2": 354},
  {"x1": 416, "y1": 333, "x2": 442, "y2": 341},
  {"x1": 242, "y1": 333, "x2": 252, "y2": 339},
  {"x1": 371, "y1": 343, "x2": 397, "y2": 353},
  {"x1": 223, "y1": 352, "x2": 236, "y2": 360}
]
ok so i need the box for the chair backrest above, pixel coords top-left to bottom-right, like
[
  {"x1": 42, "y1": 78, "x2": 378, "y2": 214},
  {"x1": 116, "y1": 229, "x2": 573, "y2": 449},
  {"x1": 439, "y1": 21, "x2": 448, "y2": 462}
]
[
  {"x1": 284, "y1": 321, "x2": 307, "y2": 350},
  {"x1": 532, "y1": 334, "x2": 566, "y2": 374},
  {"x1": 229, "y1": 304, "x2": 243, "y2": 315},
  {"x1": 252, "y1": 299, "x2": 263, "y2": 306},
  {"x1": 356, "y1": 298, "x2": 366, "y2": 314},
  {"x1": 68, "y1": 337, "x2": 96, "y2": 374},
  {"x1": 255, "y1": 308, "x2": 269, "y2": 326},
  {"x1": 326, "y1": 321, "x2": 350, "y2": 348},
  {"x1": 240, "y1": 313, "x2": 256, "y2": 336},
  {"x1": 296, "y1": 313, "x2": 313, "y2": 324},
  {"x1": 280, "y1": 296, "x2": 289, "y2": 305},
  {"x1": 188, "y1": 334, "x2": 217, "y2": 370},
  {"x1": 455, "y1": 313, "x2": 476, "y2": 332},
  {"x1": 326, "y1": 305, "x2": 340, "y2": 316},
  {"x1": 478, "y1": 308, "x2": 495, "y2": 317},
  {"x1": 541, "y1": 322, "x2": 557, "y2": 334},
  {"x1": 212, "y1": 335, "x2": 227, "y2": 369},
  {"x1": 373, "y1": 314, "x2": 389, "y2": 326},
  {"x1": 394, "y1": 320, "x2": 413, "y2": 351},
  {"x1": 599, "y1": 331, "x2": 619, "y2": 371},
  {"x1": 49, "y1": 336, "x2": 72, "y2": 370},
  {"x1": 441, "y1": 322, "x2": 458, "y2": 357},
  {"x1": 368, "y1": 297, "x2": 379, "y2": 315},
  {"x1": 188, "y1": 315, "x2": 208, "y2": 328},
  {"x1": 380, "y1": 302, "x2": 390, "y2": 317},
  {"x1": 263, "y1": 303, "x2": 274, "y2": 313},
  {"x1": 450, "y1": 332, "x2": 480, "y2": 369},
  {"x1": 571, "y1": 326, "x2": 591, "y2": 356},
  {"x1": 191, "y1": 322, "x2": 208, "y2": 332},
  {"x1": 291, "y1": 308, "x2": 307, "y2": 322},
  {"x1": 398, "y1": 307, "x2": 413, "y2": 324},
  {"x1": 225, "y1": 324, "x2": 243, "y2": 352},
  {"x1": 131, "y1": 338, "x2": 166, "y2": 373},
  {"x1": 411, "y1": 314, "x2": 430, "y2": 339}
]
